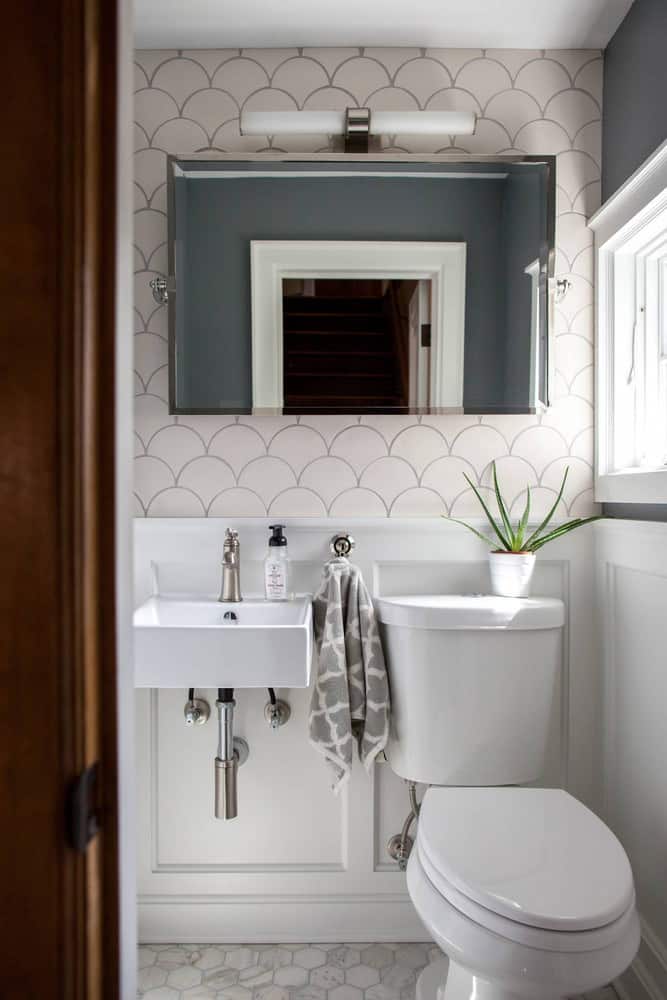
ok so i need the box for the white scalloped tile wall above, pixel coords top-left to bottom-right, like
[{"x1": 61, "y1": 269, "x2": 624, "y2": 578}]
[{"x1": 134, "y1": 47, "x2": 602, "y2": 518}]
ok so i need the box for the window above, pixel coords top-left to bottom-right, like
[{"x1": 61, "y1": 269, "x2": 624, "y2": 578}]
[{"x1": 590, "y1": 140, "x2": 667, "y2": 502}]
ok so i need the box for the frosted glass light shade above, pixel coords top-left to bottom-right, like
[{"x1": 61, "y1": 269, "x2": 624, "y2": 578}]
[
  {"x1": 240, "y1": 109, "x2": 476, "y2": 136},
  {"x1": 371, "y1": 110, "x2": 476, "y2": 135}
]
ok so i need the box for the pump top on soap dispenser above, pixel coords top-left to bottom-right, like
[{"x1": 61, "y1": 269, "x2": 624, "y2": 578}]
[{"x1": 264, "y1": 524, "x2": 289, "y2": 601}]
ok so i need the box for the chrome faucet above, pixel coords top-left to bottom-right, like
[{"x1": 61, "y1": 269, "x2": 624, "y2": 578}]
[{"x1": 219, "y1": 528, "x2": 242, "y2": 602}]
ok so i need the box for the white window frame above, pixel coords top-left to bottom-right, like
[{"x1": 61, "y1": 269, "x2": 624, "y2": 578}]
[
  {"x1": 590, "y1": 139, "x2": 667, "y2": 503},
  {"x1": 250, "y1": 240, "x2": 466, "y2": 411}
]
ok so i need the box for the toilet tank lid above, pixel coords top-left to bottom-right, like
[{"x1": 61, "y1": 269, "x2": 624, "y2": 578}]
[{"x1": 375, "y1": 594, "x2": 565, "y2": 630}]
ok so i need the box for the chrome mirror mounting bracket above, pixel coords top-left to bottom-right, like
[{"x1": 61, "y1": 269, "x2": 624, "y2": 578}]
[
  {"x1": 149, "y1": 274, "x2": 176, "y2": 304},
  {"x1": 554, "y1": 277, "x2": 572, "y2": 303}
]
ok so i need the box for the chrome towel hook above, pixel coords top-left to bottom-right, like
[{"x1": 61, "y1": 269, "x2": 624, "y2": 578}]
[{"x1": 330, "y1": 533, "x2": 356, "y2": 558}]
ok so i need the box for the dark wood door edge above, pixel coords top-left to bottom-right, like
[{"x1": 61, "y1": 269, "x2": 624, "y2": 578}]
[{"x1": 1, "y1": 1, "x2": 120, "y2": 996}]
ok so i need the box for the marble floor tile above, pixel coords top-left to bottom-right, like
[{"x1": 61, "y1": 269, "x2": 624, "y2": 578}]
[{"x1": 136, "y1": 943, "x2": 618, "y2": 1000}]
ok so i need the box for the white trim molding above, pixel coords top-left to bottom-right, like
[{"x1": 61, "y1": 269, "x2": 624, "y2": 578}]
[
  {"x1": 590, "y1": 140, "x2": 667, "y2": 503},
  {"x1": 590, "y1": 139, "x2": 667, "y2": 244},
  {"x1": 596, "y1": 519, "x2": 667, "y2": 1000},
  {"x1": 616, "y1": 915, "x2": 667, "y2": 1000},
  {"x1": 250, "y1": 240, "x2": 466, "y2": 410},
  {"x1": 137, "y1": 895, "x2": 425, "y2": 944}
]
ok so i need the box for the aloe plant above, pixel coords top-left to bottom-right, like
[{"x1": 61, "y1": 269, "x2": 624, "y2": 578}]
[{"x1": 446, "y1": 462, "x2": 602, "y2": 553}]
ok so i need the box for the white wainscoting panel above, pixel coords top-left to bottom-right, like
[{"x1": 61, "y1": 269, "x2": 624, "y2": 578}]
[
  {"x1": 597, "y1": 520, "x2": 667, "y2": 1000},
  {"x1": 150, "y1": 689, "x2": 345, "y2": 870},
  {"x1": 136, "y1": 517, "x2": 597, "y2": 943}
]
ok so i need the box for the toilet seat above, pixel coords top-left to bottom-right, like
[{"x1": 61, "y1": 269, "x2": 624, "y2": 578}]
[
  {"x1": 417, "y1": 787, "x2": 635, "y2": 936},
  {"x1": 417, "y1": 839, "x2": 636, "y2": 953},
  {"x1": 408, "y1": 843, "x2": 641, "y2": 1000}
]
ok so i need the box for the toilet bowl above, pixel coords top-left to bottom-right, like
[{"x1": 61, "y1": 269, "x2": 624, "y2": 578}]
[
  {"x1": 407, "y1": 787, "x2": 640, "y2": 1000},
  {"x1": 375, "y1": 594, "x2": 640, "y2": 1000}
]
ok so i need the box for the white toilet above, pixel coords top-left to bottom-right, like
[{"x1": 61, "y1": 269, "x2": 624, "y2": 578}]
[{"x1": 376, "y1": 594, "x2": 640, "y2": 1000}]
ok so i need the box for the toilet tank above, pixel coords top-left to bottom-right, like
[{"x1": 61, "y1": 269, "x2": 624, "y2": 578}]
[{"x1": 375, "y1": 595, "x2": 565, "y2": 786}]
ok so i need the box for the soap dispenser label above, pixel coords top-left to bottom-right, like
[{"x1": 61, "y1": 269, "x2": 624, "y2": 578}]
[{"x1": 265, "y1": 561, "x2": 286, "y2": 599}]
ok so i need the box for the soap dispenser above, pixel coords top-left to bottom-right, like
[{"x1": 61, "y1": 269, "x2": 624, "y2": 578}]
[{"x1": 264, "y1": 524, "x2": 289, "y2": 601}]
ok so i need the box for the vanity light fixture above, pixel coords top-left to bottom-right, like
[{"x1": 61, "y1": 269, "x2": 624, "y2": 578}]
[{"x1": 240, "y1": 107, "x2": 476, "y2": 152}]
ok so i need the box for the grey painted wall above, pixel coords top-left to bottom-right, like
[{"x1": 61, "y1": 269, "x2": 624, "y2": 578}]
[
  {"x1": 604, "y1": 503, "x2": 667, "y2": 520},
  {"x1": 602, "y1": 0, "x2": 667, "y2": 200},
  {"x1": 173, "y1": 161, "x2": 548, "y2": 413},
  {"x1": 501, "y1": 166, "x2": 547, "y2": 406},
  {"x1": 601, "y1": 0, "x2": 667, "y2": 518}
]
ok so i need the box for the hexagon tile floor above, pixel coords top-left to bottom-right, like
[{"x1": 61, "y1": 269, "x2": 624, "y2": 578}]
[{"x1": 136, "y1": 943, "x2": 619, "y2": 1000}]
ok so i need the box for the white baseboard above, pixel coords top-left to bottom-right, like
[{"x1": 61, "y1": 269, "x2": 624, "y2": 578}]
[
  {"x1": 616, "y1": 920, "x2": 667, "y2": 1000},
  {"x1": 138, "y1": 895, "x2": 426, "y2": 944}
]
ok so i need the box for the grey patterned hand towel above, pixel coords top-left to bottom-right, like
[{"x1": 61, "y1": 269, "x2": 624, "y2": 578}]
[{"x1": 309, "y1": 557, "x2": 390, "y2": 792}]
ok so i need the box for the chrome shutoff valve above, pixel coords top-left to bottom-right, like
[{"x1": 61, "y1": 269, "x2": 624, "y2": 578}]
[
  {"x1": 387, "y1": 833, "x2": 414, "y2": 871},
  {"x1": 184, "y1": 697, "x2": 210, "y2": 727},
  {"x1": 264, "y1": 698, "x2": 291, "y2": 730}
]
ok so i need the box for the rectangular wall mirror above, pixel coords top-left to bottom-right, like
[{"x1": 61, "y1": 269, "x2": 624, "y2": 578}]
[{"x1": 164, "y1": 155, "x2": 555, "y2": 415}]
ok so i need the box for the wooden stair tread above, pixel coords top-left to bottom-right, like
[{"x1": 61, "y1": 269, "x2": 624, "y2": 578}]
[
  {"x1": 284, "y1": 311, "x2": 383, "y2": 319},
  {"x1": 285, "y1": 392, "x2": 402, "y2": 398},
  {"x1": 286, "y1": 371, "x2": 392, "y2": 379},
  {"x1": 284, "y1": 297, "x2": 383, "y2": 310},
  {"x1": 283, "y1": 329, "x2": 388, "y2": 340},
  {"x1": 287, "y1": 349, "x2": 392, "y2": 358}
]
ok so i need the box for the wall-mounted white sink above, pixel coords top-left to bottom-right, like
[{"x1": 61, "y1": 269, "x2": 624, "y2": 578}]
[{"x1": 133, "y1": 595, "x2": 313, "y2": 688}]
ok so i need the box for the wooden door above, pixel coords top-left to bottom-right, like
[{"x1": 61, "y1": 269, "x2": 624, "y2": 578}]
[{"x1": 0, "y1": 1, "x2": 120, "y2": 997}]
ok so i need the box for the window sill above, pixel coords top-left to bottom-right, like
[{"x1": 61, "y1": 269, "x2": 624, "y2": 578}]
[{"x1": 595, "y1": 467, "x2": 667, "y2": 503}]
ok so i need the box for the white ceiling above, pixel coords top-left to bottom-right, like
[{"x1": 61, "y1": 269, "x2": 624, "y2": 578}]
[{"x1": 135, "y1": 0, "x2": 634, "y2": 51}]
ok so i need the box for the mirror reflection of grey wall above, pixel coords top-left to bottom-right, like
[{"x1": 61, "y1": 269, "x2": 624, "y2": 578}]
[
  {"x1": 167, "y1": 158, "x2": 554, "y2": 414},
  {"x1": 500, "y1": 166, "x2": 549, "y2": 409}
]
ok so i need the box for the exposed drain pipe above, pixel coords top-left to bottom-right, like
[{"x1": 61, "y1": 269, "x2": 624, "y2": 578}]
[
  {"x1": 184, "y1": 683, "x2": 288, "y2": 820},
  {"x1": 215, "y1": 688, "x2": 249, "y2": 820}
]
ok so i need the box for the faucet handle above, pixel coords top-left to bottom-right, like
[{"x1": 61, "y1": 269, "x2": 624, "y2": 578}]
[
  {"x1": 223, "y1": 527, "x2": 240, "y2": 553},
  {"x1": 220, "y1": 529, "x2": 242, "y2": 601}
]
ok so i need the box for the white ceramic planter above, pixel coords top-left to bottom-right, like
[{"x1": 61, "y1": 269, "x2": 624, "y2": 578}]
[{"x1": 488, "y1": 551, "x2": 536, "y2": 598}]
